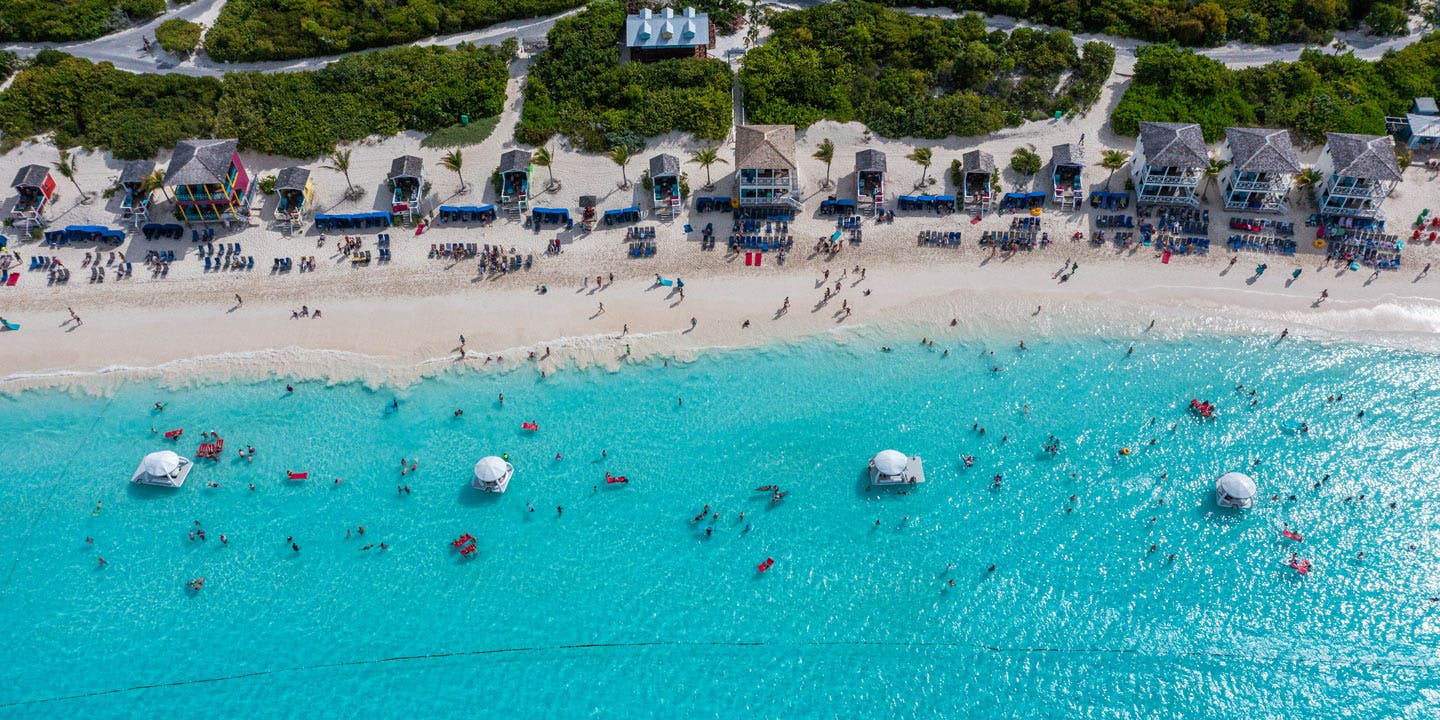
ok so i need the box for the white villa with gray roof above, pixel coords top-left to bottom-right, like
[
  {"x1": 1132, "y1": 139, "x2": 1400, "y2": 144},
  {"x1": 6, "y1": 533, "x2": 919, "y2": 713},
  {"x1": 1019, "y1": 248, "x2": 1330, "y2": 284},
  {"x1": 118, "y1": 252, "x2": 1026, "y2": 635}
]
[
  {"x1": 1130, "y1": 122, "x2": 1209, "y2": 207},
  {"x1": 1312, "y1": 132, "x2": 1402, "y2": 219},
  {"x1": 1218, "y1": 127, "x2": 1301, "y2": 214}
]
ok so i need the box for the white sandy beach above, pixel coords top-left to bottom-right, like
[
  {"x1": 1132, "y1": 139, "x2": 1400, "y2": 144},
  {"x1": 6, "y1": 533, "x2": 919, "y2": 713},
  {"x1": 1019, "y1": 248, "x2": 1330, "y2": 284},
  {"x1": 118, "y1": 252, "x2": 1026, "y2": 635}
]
[{"x1": 3, "y1": 62, "x2": 1440, "y2": 392}]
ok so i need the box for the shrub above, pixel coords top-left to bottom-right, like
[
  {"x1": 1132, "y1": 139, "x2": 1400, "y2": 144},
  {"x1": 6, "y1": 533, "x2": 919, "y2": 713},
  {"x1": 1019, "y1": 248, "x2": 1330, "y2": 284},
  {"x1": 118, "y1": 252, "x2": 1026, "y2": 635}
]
[
  {"x1": 740, "y1": 2, "x2": 1112, "y2": 138},
  {"x1": 0, "y1": 0, "x2": 163, "y2": 42},
  {"x1": 154, "y1": 19, "x2": 203, "y2": 57},
  {"x1": 518, "y1": 2, "x2": 733, "y2": 151},
  {"x1": 1363, "y1": 3, "x2": 1410, "y2": 35},
  {"x1": 1010, "y1": 148, "x2": 1042, "y2": 175},
  {"x1": 205, "y1": 0, "x2": 588, "y2": 62},
  {"x1": 0, "y1": 45, "x2": 509, "y2": 159}
]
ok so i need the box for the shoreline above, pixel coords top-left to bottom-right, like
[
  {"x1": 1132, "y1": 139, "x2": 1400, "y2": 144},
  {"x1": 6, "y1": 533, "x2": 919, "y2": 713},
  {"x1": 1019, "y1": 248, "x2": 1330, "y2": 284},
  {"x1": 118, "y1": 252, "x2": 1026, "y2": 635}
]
[{"x1": 6, "y1": 250, "x2": 1440, "y2": 396}]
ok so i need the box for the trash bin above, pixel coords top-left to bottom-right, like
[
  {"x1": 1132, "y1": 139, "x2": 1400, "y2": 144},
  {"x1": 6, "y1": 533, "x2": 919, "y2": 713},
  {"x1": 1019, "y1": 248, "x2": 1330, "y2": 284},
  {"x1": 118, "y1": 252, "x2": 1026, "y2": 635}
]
[{"x1": 460, "y1": 115, "x2": 470, "y2": 126}]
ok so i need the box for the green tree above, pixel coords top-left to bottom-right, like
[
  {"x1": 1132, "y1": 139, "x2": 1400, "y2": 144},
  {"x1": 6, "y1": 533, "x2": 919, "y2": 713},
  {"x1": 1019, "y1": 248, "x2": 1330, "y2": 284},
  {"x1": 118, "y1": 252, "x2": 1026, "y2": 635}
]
[
  {"x1": 814, "y1": 138, "x2": 835, "y2": 189},
  {"x1": 1295, "y1": 167, "x2": 1323, "y2": 206},
  {"x1": 441, "y1": 149, "x2": 465, "y2": 193},
  {"x1": 1101, "y1": 149, "x2": 1130, "y2": 190},
  {"x1": 154, "y1": 19, "x2": 203, "y2": 57},
  {"x1": 534, "y1": 145, "x2": 558, "y2": 191},
  {"x1": 53, "y1": 147, "x2": 86, "y2": 202},
  {"x1": 689, "y1": 145, "x2": 727, "y2": 189},
  {"x1": 1010, "y1": 147, "x2": 1041, "y2": 177},
  {"x1": 907, "y1": 147, "x2": 933, "y2": 188},
  {"x1": 1364, "y1": 3, "x2": 1410, "y2": 35},
  {"x1": 1202, "y1": 158, "x2": 1230, "y2": 201},
  {"x1": 324, "y1": 149, "x2": 357, "y2": 199},
  {"x1": 609, "y1": 144, "x2": 633, "y2": 188}
]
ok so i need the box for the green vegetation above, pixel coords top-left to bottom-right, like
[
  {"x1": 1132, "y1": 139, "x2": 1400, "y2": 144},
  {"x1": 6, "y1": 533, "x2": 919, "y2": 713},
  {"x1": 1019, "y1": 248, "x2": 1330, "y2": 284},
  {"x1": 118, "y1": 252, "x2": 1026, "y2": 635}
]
[
  {"x1": 154, "y1": 19, "x2": 203, "y2": 57},
  {"x1": 882, "y1": 0, "x2": 1404, "y2": 45},
  {"x1": 1010, "y1": 147, "x2": 1042, "y2": 176},
  {"x1": 0, "y1": 52, "x2": 21, "y2": 84},
  {"x1": 205, "y1": 0, "x2": 587, "y2": 62},
  {"x1": 518, "y1": 1, "x2": 734, "y2": 151},
  {"x1": 0, "y1": 0, "x2": 163, "y2": 43},
  {"x1": 0, "y1": 45, "x2": 508, "y2": 159},
  {"x1": 739, "y1": 1, "x2": 1114, "y2": 139},
  {"x1": 422, "y1": 116, "x2": 501, "y2": 148},
  {"x1": 1111, "y1": 37, "x2": 1440, "y2": 144}
]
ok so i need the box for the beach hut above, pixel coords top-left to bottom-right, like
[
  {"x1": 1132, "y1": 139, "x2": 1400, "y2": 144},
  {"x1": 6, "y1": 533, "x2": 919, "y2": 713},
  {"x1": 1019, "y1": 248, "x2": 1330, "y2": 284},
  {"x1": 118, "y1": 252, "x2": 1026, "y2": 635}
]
[
  {"x1": 131, "y1": 450, "x2": 193, "y2": 488},
  {"x1": 1131, "y1": 122, "x2": 1207, "y2": 207},
  {"x1": 9, "y1": 164, "x2": 56, "y2": 231},
  {"x1": 1050, "y1": 143, "x2": 1084, "y2": 210},
  {"x1": 1219, "y1": 128, "x2": 1301, "y2": 214},
  {"x1": 649, "y1": 153, "x2": 682, "y2": 219},
  {"x1": 388, "y1": 155, "x2": 425, "y2": 223},
  {"x1": 118, "y1": 160, "x2": 155, "y2": 227},
  {"x1": 623, "y1": 6, "x2": 715, "y2": 63},
  {"x1": 868, "y1": 449, "x2": 925, "y2": 487},
  {"x1": 273, "y1": 166, "x2": 313, "y2": 230},
  {"x1": 1313, "y1": 133, "x2": 1402, "y2": 219},
  {"x1": 855, "y1": 149, "x2": 886, "y2": 215},
  {"x1": 1215, "y1": 472, "x2": 1256, "y2": 509},
  {"x1": 734, "y1": 124, "x2": 801, "y2": 215},
  {"x1": 472, "y1": 456, "x2": 514, "y2": 493},
  {"x1": 498, "y1": 149, "x2": 532, "y2": 217},
  {"x1": 1386, "y1": 98, "x2": 1440, "y2": 151},
  {"x1": 961, "y1": 150, "x2": 994, "y2": 213},
  {"x1": 165, "y1": 139, "x2": 253, "y2": 224}
]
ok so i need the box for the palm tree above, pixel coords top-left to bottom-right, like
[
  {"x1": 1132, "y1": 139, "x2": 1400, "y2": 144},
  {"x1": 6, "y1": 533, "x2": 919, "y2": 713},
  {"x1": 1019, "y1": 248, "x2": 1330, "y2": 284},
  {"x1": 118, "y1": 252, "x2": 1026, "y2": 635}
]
[
  {"x1": 1294, "y1": 167, "x2": 1323, "y2": 207},
  {"x1": 1100, "y1": 149, "x2": 1130, "y2": 190},
  {"x1": 689, "y1": 145, "x2": 727, "y2": 189},
  {"x1": 53, "y1": 147, "x2": 86, "y2": 202},
  {"x1": 1201, "y1": 158, "x2": 1230, "y2": 202},
  {"x1": 907, "y1": 147, "x2": 933, "y2": 188},
  {"x1": 609, "y1": 144, "x2": 633, "y2": 189},
  {"x1": 534, "y1": 145, "x2": 559, "y2": 192},
  {"x1": 140, "y1": 168, "x2": 167, "y2": 204},
  {"x1": 441, "y1": 149, "x2": 466, "y2": 193},
  {"x1": 814, "y1": 138, "x2": 835, "y2": 190},
  {"x1": 324, "y1": 149, "x2": 356, "y2": 199}
]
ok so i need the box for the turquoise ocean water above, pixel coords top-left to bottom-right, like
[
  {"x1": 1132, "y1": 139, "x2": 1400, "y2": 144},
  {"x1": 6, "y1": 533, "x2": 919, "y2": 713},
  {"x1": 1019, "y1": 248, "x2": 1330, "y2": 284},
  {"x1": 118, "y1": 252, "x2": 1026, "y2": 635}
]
[{"x1": 2, "y1": 332, "x2": 1439, "y2": 718}]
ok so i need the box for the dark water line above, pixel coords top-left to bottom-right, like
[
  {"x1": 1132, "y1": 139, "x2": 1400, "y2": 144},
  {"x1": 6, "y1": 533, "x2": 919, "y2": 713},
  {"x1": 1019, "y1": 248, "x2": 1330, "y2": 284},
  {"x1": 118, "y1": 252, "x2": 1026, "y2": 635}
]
[{"x1": 4, "y1": 639, "x2": 1433, "y2": 708}]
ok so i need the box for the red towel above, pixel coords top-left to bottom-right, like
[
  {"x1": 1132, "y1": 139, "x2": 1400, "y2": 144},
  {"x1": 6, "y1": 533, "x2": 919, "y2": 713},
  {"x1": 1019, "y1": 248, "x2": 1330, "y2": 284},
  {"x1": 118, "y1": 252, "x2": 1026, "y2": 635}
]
[
  {"x1": 755, "y1": 253, "x2": 763, "y2": 267},
  {"x1": 744, "y1": 252, "x2": 752, "y2": 266},
  {"x1": 1162, "y1": 250, "x2": 1171, "y2": 264},
  {"x1": 5, "y1": 273, "x2": 18, "y2": 286}
]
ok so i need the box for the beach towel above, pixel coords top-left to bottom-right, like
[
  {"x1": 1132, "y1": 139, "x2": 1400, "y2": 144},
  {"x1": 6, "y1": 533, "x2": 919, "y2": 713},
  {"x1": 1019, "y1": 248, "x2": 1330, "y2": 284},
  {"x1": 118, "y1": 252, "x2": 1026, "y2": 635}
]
[
  {"x1": 744, "y1": 252, "x2": 753, "y2": 267},
  {"x1": 6, "y1": 273, "x2": 18, "y2": 286},
  {"x1": 1162, "y1": 250, "x2": 1171, "y2": 264}
]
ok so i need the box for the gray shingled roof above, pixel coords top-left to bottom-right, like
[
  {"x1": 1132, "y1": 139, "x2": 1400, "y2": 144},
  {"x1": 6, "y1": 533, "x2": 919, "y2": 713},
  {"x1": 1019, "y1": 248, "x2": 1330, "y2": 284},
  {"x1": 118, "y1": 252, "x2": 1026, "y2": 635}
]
[
  {"x1": 1051, "y1": 143, "x2": 1083, "y2": 168},
  {"x1": 1407, "y1": 113, "x2": 1440, "y2": 139},
  {"x1": 1225, "y1": 127, "x2": 1300, "y2": 174},
  {"x1": 855, "y1": 149, "x2": 886, "y2": 173},
  {"x1": 499, "y1": 149, "x2": 531, "y2": 175},
  {"x1": 275, "y1": 166, "x2": 311, "y2": 192},
  {"x1": 1138, "y1": 122, "x2": 1208, "y2": 169},
  {"x1": 734, "y1": 125, "x2": 796, "y2": 170},
  {"x1": 11, "y1": 164, "x2": 50, "y2": 189},
  {"x1": 389, "y1": 155, "x2": 423, "y2": 180},
  {"x1": 962, "y1": 150, "x2": 994, "y2": 175},
  {"x1": 1325, "y1": 132, "x2": 1402, "y2": 181},
  {"x1": 118, "y1": 160, "x2": 155, "y2": 188},
  {"x1": 164, "y1": 139, "x2": 238, "y2": 186},
  {"x1": 649, "y1": 153, "x2": 679, "y2": 178}
]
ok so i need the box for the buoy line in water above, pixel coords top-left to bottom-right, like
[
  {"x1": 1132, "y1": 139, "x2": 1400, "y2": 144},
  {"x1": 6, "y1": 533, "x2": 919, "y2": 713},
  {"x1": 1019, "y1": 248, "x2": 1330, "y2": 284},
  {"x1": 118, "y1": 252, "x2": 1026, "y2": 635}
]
[{"x1": 5, "y1": 639, "x2": 1434, "y2": 707}]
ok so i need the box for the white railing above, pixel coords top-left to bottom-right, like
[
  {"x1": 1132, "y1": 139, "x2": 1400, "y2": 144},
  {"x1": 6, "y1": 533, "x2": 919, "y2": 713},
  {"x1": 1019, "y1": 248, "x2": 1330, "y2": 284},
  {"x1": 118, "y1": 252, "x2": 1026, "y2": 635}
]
[
  {"x1": 737, "y1": 176, "x2": 793, "y2": 188},
  {"x1": 1230, "y1": 177, "x2": 1289, "y2": 193},
  {"x1": 1140, "y1": 171, "x2": 1199, "y2": 187},
  {"x1": 1325, "y1": 180, "x2": 1388, "y2": 199}
]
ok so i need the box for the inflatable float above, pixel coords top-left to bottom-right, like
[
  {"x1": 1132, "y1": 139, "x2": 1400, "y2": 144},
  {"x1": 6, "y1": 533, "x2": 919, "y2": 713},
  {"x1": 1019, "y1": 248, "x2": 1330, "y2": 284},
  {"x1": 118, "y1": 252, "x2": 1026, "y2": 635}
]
[
  {"x1": 757, "y1": 557, "x2": 775, "y2": 573},
  {"x1": 1189, "y1": 399, "x2": 1216, "y2": 419},
  {"x1": 1282, "y1": 529, "x2": 1304, "y2": 542},
  {"x1": 286, "y1": 471, "x2": 309, "y2": 480},
  {"x1": 605, "y1": 473, "x2": 629, "y2": 484},
  {"x1": 1288, "y1": 557, "x2": 1312, "y2": 575},
  {"x1": 452, "y1": 533, "x2": 475, "y2": 548},
  {"x1": 522, "y1": 422, "x2": 538, "y2": 431},
  {"x1": 164, "y1": 429, "x2": 184, "y2": 439}
]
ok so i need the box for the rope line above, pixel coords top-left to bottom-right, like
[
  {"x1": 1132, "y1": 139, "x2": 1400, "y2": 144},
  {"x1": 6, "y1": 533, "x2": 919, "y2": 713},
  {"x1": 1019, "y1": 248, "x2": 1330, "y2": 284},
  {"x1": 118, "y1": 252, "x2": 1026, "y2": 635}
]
[{"x1": 3, "y1": 639, "x2": 1432, "y2": 708}]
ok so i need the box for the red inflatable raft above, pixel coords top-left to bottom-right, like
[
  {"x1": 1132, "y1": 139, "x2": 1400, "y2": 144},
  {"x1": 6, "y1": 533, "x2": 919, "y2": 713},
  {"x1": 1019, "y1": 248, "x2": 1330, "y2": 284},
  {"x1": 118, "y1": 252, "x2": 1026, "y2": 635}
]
[
  {"x1": 286, "y1": 471, "x2": 309, "y2": 480},
  {"x1": 1189, "y1": 398, "x2": 1216, "y2": 418},
  {"x1": 164, "y1": 429, "x2": 184, "y2": 439},
  {"x1": 757, "y1": 557, "x2": 775, "y2": 573},
  {"x1": 522, "y1": 422, "x2": 539, "y2": 431}
]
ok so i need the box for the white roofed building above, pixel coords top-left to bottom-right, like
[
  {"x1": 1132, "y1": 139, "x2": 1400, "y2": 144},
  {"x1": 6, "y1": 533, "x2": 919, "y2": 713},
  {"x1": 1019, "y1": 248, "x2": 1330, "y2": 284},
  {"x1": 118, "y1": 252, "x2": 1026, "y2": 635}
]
[{"x1": 624, "y1": 7, "x2": 715, "y2": 63}]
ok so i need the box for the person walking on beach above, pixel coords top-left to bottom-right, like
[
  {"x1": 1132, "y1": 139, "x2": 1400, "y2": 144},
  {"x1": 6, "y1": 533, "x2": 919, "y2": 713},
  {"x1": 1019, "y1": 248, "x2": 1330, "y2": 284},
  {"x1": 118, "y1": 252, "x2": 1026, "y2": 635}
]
[
  {"x1": 690, "y1": 317, "x2": 697, "y2": 330},
  {"x1": 597, "y1": 302, "x2": 604, "y2": 315},
  {"x1": 1422, "y1": 263, "x2": 1432, "y2": 278},
  {"x1": 234, "y1": 293, "x2": 243, "y2": 306}
]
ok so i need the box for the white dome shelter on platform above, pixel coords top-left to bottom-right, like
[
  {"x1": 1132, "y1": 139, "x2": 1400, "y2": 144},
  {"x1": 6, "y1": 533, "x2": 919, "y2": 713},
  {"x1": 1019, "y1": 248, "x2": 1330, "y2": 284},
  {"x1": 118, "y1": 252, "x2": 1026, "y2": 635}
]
[
  {"x1": 868, "y1": 449, "x2": 925, "y2": 487},
  {"x1": 472, "y1": 456, "x2": 514, "y2": 493},
  {"x1": 1215, "y1": 472, "x2": 1257, "y2": 509},
  {"x1": 131, "y1": 450, "x2": 193, "y2": 487}
]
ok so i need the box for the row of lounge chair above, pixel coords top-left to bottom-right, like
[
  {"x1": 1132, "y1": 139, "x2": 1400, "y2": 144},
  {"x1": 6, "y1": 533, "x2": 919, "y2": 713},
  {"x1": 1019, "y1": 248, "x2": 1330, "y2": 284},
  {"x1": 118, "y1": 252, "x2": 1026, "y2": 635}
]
[
  {"x1": 734, "y1": 219, "x2": 788, "y2": 234},
  {"x1": 205, "y1": 256, "x2": 254, "y2": 271},
  {"x1": 979, "y1": 231, "x2": 1044, "y2": 249},
  {"x1": 48, "y1": 267, "x2": 72, "y2": 284},
  {"x1": 628, "y1": 241, "x2": 657, "y2": 258},
  {"x1": 1096, "y1": 215, "x2": 1134, "y2": 228},
  {"x1": 142, "y1": 223, "x2": 185, "y2": 240},
  {"x1": 431, "y1": 243, "x2": 479, "y2": 259},
  {"x1": 191, "y1": 228, "x2": 218, "y2": 242},
  {"x1": 1227, "y1": 234, "x2": 1297, "y2": 254},
  {"x1": 1148, "y1": 209, "x2": 1209, "y2": 235},
  {"x1": 626, "y1": 226, "x2": 656, "y2": 241},
  {"x1": 146, "y1": 250, "x2": 177, "y2": 263},
  {"x1": 1230, "y1": 217, "x2": 1294, "y2": 236},
  {"x1": 918, "y1": 230, "x2": 962, "y2": 247},
  {"x1": 198, "y1": 242, "x2": 242, "y2": 258},
  {"x1": 728, "y1": 235, "x2": 793, "y2": 252},
  {"x1": 1154, "y1": 236, "x2": 1209, "y2": 253}
]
